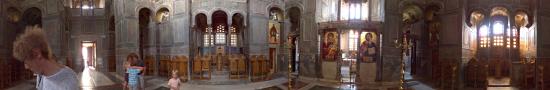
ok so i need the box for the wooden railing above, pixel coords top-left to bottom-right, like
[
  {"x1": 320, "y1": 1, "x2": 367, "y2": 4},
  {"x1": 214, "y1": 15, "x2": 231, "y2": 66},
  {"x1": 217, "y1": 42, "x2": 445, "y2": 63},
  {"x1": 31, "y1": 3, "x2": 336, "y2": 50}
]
[
  {"x1": 251, "y1": 55, "x2": 271, "y2": 81},
  {"x1": 520, "y1": 58, "x2": 536, "y2": 89},
  {"x1": 464, "y1": 58, "x2": 488, "y2": 88},
  {"x1": 172, "y1": 56, "x2": 188, "y2": 81},
  {"x1": 440, "y1": 60, "x2": 459, "y2": 90},
  {"x1": 228, "y1": 54, "x2": 247, "y2": 79},
  {"x1": 144, "y1": 55, "x2": 155, "y2": 76},
  {"x1": 0, "y1": 60, "x2": 5, "y2": 89},
  {"x1": 0, "y1": 59, "x2": 33, "y2": 89},
  {"x1": 144, "y1": 55, "x2": 189, "y2": 81},
  {"x1": 191, "y1": 55, "x2": 213, "y2": 80}
]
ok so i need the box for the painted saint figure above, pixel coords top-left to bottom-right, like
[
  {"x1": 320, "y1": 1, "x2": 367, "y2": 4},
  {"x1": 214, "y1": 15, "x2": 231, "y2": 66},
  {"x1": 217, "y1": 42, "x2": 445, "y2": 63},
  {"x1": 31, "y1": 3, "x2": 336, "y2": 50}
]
[
  {"x1": 269, "y1": 25, "x2": 278, "y2": 43},
  {"x1": 322, "y1": 32, "x2": 338, "y2": 61},
  {"x1": 360, "y1": 33, "x2": 376, "y2": 62}
]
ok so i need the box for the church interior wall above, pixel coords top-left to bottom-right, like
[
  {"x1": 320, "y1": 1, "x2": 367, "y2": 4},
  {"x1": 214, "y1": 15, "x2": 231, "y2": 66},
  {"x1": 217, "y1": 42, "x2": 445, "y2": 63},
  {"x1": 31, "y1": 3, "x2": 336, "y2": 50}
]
[{"x1": 2, "y1": 0, "x2": 550, "y2": 89}]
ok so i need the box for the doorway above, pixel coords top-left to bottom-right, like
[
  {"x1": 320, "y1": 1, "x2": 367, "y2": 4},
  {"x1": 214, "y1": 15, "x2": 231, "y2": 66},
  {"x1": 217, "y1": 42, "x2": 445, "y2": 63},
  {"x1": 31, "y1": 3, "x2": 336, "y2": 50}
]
[
  {"x1": 340, "y1": 30, "x2": 359, "y2": 83},
  {"x1": 81, "y1": 41, "x2": 97, "y2": 70},
  {"x1": 290, "y1": 36, "x2": 299, "y2": 73}
]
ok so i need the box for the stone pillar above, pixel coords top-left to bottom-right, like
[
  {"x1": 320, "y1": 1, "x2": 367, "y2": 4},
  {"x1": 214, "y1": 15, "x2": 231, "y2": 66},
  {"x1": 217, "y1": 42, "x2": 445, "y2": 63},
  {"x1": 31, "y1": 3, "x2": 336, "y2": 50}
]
[
  {"x1": 536, "y1": 0, "x2": 550, "y2": 88},
  {"x1": 379, "y1": 0, "x2": 403, "y2": 86},
  {"x1": 299, "y1": 0, "x2": 320, "y2": 79},
  {"x1": 437, "y1": 0, "x2": 464, "y2": 89}
]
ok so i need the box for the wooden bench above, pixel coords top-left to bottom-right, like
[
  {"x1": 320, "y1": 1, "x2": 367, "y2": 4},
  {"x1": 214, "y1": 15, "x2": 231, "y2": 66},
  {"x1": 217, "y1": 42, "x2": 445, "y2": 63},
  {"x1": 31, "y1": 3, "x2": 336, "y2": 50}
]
[
  {"x1": 216, "y1": 54, "x2": 226, "y2": 71},
  {"x1": 202, "y1": 55, "x2": 212, "y2": 79},
  {"x1": 258, "y1": 55, "x2": 269, "y2": 75},
  {"x1": 144, "y1": 55, "x2": 155, "y2": 76},
  {"x1": 108, "y1": 55, "x2": 117, "y2": 72},
  {"x1": 229, "y1": 55, "x2": 239, "y2": 79},
  {"x1": 537, "y1": 65, "x2": 544, "y2": 90},
  {"x1": 159, "y1": 59, "x2": 168, "y2": 77},
  {"x1": 193, "y1": 55, "x2": 202, "y2": 79},
  {"x1": 0, "y1": 61, "x2": 5, "y2": 89},
  {"x1": 522, "y1": 60, "x2": 536, "y2": 89},
  {"x1": 238, "y1": 55, "x2": 247, "y2": 78},
  {"x1": 173, "y1": 55, "x2": 188, "y2": 81},
  {"x1": 251, "y1": 55, "x2": 260, "y2": 76},
  {"x1": 442, "y1": 61, "x2": 458, "y2": 90},
  {"x1": 464, "y1": 58, "x2": 479, "y2": 87}
]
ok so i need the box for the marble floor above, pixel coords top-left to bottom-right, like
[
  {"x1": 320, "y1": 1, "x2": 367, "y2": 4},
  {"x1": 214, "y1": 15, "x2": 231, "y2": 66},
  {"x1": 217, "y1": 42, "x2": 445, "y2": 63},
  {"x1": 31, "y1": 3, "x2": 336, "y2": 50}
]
[{"x1": 5, "y1": 67, "x2": 522, "y2": 90}]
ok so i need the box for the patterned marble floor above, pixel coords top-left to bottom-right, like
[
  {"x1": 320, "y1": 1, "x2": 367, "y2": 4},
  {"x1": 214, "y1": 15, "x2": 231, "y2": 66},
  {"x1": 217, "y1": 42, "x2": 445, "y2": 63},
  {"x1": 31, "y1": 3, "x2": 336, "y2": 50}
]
[{"x1": 5, "y1": 68, "x2": 521, "y2": 90}]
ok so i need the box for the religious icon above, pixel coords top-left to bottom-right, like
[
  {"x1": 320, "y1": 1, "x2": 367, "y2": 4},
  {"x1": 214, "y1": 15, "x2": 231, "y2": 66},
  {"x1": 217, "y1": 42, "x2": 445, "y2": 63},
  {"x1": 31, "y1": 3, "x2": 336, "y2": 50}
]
[
  {"x1": 269, "y1": 23, "x2": 280, "y2": 44},
  {"x1": 322, "y1": 32, "x2": 338, "y2": 61},
  {"x1": 360, "y1": 32, "x2": 377, "y2": 62}
]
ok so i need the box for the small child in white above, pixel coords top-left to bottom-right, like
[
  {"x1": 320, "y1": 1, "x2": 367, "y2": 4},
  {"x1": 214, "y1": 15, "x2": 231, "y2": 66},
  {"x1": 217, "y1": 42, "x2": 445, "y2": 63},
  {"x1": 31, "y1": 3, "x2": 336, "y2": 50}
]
[{"x1": 167, "y1": 70, "x2": 181, "y2": 90}]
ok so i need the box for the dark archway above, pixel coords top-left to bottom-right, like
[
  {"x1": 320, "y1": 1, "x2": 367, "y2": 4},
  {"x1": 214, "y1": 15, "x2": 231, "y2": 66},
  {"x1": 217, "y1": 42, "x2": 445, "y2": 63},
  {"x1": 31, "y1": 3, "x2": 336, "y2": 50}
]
[
  {"x1": 108, "y1": 16, "x2": 116, "y2": 72},
  {"x1": 212, "y1": 10, "x2": 228, "y2": 33},
  {"x1": 22, "y1": 7, "x2": 42, "y2": 28},
  {"x1": 231, "y1": 13, "x2": 244, "y2": 51},
  {"x1": 139, "y1": 8, "x2": 152, "y2": 60},
  {"x1": 288, "y1": 7, "x2": 301, "y2": 73},
  {"x1": 195, "y1": 13, "x2": 208, "y2": 30},
  {"x1": 194, "y1": 13, "x2": 208, "y2": 56},
  {"x1": 211, "y1": 10, "x2": 228, "y2": 54}
]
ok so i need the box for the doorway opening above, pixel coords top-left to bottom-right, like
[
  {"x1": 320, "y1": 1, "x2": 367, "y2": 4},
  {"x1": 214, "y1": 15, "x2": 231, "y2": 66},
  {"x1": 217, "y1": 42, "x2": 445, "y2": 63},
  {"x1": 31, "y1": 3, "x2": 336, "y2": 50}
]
[
  {"x1": 290, "y1": 36, "x2": 299, "y2": 73},
  {"x1": 340, "y1": 30, "x2": 359, "y2": 83},
  {"x1": 81, "y1": 41, "x2": 97, "y2": 70}
]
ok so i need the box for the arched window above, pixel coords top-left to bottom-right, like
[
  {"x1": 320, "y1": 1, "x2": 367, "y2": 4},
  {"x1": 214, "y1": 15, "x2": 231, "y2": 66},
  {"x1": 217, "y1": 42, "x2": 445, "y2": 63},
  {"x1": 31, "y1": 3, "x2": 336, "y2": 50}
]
[
  {"x1": 340, "y1": 0, "x2": 368, "y2": 20},
  {"x1": 215, "y1": 25, "x2": 226, "y2": 45},
  {"x1": 317, "y1": 0, "x2": 382, "y2": 22},
  {"x1": 70, "y1": 0, "x2": 105, "y2": 9},
  {"x1": 204, "y1": 27, "x2": 213, "y2": 46},
  {"x1": 492, "y1": 21, "x2": 505, "y2": 47},
  {"x1": 230, "y1": 26, "x2": 237, "y2": 46},
  {"x1": 479, "y1": 25, "x2": 489, "y2": 48},
  {"x1": 348, "y1": 30, "x2": 359, "y2": 51}
]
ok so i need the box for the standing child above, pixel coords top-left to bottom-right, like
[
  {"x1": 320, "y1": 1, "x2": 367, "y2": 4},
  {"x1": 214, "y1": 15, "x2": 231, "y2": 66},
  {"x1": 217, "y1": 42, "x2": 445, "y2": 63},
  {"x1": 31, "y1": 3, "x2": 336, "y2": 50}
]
[
  {"x1": 125, "y1": 53, "x2": 144, "y2": 90},
  {"x1": 167, "y1": 70, "x2": 181, "y2": 90}
]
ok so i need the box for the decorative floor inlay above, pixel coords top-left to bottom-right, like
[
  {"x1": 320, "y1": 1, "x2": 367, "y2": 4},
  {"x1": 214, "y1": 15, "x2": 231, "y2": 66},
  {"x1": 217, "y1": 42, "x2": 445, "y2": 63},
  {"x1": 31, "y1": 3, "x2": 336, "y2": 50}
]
[
  {"x1": 310, "y1": 85, "x2": 339, "y2": 90},
  {"x1": 487, "y1": 77, "x2": 511, "y2": 86},
  {"x1": 283, "y1": 79, "x2": 309, "y2": 89},
  {"x1": 260, "y1": 86, "x2": 283, "y2": 90}
]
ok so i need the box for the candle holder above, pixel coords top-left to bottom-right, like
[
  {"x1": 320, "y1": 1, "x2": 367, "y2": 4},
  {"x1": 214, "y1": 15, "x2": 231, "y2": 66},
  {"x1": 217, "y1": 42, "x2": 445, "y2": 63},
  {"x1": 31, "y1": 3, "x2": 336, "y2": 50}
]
[
  {"x1": 394, "y1": 33, "x2": 412, "y2": 90},
  {"x1": 285, "y1": 38, "x2": 293, "y2": 90}
]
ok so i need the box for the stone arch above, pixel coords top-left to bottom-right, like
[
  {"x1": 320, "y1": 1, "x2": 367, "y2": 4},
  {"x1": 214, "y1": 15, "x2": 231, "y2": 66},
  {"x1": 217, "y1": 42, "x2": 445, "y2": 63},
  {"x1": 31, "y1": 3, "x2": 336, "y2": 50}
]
[
  {"x1": 266, "y1": 2, "x2": 284, "y2": 17},
  {"x1": 211, "y1": 10, "x2": 228, "y2": 32},
  {"x1": 155, "y1": 8, "x2": 170, "y2": 23},
  {"x1": 230, "y1": 10, "x2": 246, "y2": 26},
  {"x1": 22, "y1": 7, "x2": 42, "y2": 28},
  {"x1": 269, "y1": 7, "x2": 284, "y2": 21},
  {"x1": 232, "y1": 13, "x2": 244, "y2": 32},
  {"x1": 466, "y1": 8, "x2": 487, "y2": 27},
  {"x1": 287, "y1": 6, "x2": 301, "y2": 73},
  {"x1": 192, "y1": 10, "x2": 209, "y2": 26},
  {"x1": 491, "y1": 6, "x2": 509, "y2": 17},
  {"x1": 288, "y1": 7, "x2": 301, "y2": 33},
  {"x1": 138, "y1": 8, "x2": 152, "y2": 60},
  {"x1": 195, "y1": 13, "x2": 208, "y2": 31},
  {"x1": 514, "y1": 9, "x2": 533, "y2": 28},
  {"x1": 285, "y1": 1, "x2": 305, "y2": 14},
  {"x1": 400, "y1": 4, "x2": 423, "y2": 24}
]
